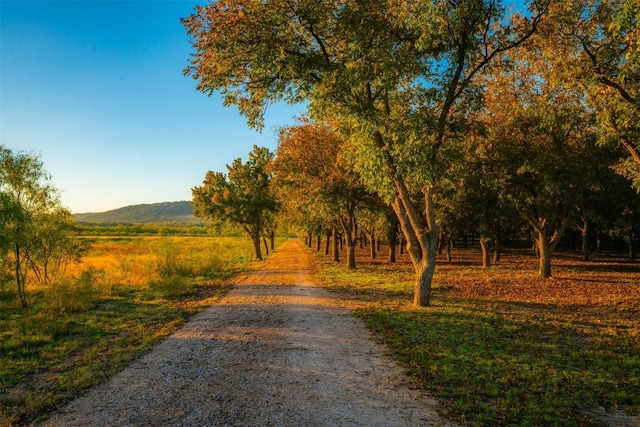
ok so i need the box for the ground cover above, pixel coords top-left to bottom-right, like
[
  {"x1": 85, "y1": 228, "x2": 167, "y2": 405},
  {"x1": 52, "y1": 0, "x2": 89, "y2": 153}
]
[
  {"x1": 313, "y1": 244, "x2": 640, "y2": 426},
  {"x1": 0, "y1": 236, "x2": 267, "y2": 426}
]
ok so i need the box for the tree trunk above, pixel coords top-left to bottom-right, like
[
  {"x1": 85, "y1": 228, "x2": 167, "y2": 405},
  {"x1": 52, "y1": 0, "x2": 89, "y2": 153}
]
[
  {"x1": 252, "y1": 234, "x2": 263, "y2": 260},
  {"x1": 370, "y1": 232, "x2": 376, "y2": 259},
  {"x1": 316, "y1": 234, "x2": 321, "y2": 251},
  {"x1": 332, "y1": 226, "x2": 340, "y2": 263},
  {"x1": 493, "y1": 234, "x2": 501, "y2": 265},
  {"x1": 15, "y1": 243, "x2": 28, "y2": 308},
  {"x1": 414, "y1": 258, "x2": 435, "y2": 306},
  {"x1": 391, "y1": 185, "x2": 439, "y2": 307},
  {"x1": 263, "y1": 236, "x2": 269, "y2": 255},
  {"x1": 325, "y1": 230, "x2": 331, "y2": 255},
  {"x1": 480, "y1": 237, "x2": 491, "y2": 268},
  {"x1": 537, "y1": 231, "x2": 552, "y2": 279},
  {"x1": 388, "y1": 224, "x2": 397, "y2": 263},
  {"x1": 347, "y1": 243, "x2": 356, "y2": 269},
  {"x1": 340, "y1": 209, "x2": 358, "y2": 270},
  {"x1": 579, "y1": 216, "x2": 590, "y2": 261},
  {"x1": 270, "y1": 230, "x2": 275, "y2": 252}
]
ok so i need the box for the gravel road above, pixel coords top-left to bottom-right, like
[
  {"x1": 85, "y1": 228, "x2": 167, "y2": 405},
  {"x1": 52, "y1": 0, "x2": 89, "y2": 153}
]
[{"x1": 39, "y1": 239, "x2": 456, "y2": 427}]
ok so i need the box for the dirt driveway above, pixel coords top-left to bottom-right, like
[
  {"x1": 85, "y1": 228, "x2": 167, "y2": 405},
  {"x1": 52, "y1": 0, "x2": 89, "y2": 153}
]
[{"x1": 39, "y1": 239, "x2": 455, "y2": 426}]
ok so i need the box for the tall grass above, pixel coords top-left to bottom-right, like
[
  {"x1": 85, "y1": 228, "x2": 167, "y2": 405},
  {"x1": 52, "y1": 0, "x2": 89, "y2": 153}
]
[{"x1": 0, "y1": 235, "x2": 266, "y2": 426}]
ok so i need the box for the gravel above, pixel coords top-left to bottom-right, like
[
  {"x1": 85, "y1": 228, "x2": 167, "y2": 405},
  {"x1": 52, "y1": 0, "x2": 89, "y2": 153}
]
[{"x1": 38, "y1": 239, "x2": 456, "y2": 427}]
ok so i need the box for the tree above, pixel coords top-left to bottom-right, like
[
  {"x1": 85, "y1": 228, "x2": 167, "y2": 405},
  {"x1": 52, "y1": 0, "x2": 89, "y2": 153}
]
[
  {"x1": 0, "y1": 146, "x2": 75, "y2": 307},
  {"x1": 476, "y1": 38, "x2": 602, "y2": 278},
  {"x1": 272, "y1": 120, "x2": 373, "y2": 269},
  {"x1": 543, "y1": 0, "x2": 640, "y2": 189},
  {"x1": 183, "y1": 0, "x2": 550, "y2": 306},
  {"x1": 26, "y1": 207, "x2": 86, "y2": 285},
  {"x1": 192, "y1": 145, "x2": 278, "y2": 260}
]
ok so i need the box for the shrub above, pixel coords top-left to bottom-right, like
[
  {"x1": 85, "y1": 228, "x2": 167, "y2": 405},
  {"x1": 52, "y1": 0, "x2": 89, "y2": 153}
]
[{"x1": 43, "y1": 268, "x2": 101, "y2": 313}]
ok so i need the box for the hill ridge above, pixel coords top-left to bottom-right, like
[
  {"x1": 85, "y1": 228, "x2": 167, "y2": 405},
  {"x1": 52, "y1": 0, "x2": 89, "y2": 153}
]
[{"x1": 74, "y1": 201, "x2": 202, "y2": 224}]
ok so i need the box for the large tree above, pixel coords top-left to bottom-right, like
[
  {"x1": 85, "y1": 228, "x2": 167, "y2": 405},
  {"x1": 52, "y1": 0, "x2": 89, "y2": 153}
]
[
  {"x1": 543, "y1": 0, "x2": 640, "y2": 188},
  {"x1": 476, "y1": 37, "x2": 603, "y2": 278},
  {"x1": 183, "y1": 0, "x2": 549, "y2": 306},
  {"x1": 192, "y1": 145, "x2": 278, "y2": 260}
]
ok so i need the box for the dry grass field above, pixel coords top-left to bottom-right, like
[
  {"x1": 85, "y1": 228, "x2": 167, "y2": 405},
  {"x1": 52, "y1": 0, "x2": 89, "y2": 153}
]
[{"x1": 0, "y1": 235, "x2": 262, "y2": 426}]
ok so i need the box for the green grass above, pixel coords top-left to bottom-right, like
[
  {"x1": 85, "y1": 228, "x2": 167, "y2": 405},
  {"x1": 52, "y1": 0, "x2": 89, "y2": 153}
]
[
  {"x1": 315, "y1": 251, "x2": 640, "y2": 427},
  {"x1": 0, "y1": 236, "x2": 278, "y2": 426},
  {"x1": 360, "y1": 303, "x2": 639, "y2": 426}
]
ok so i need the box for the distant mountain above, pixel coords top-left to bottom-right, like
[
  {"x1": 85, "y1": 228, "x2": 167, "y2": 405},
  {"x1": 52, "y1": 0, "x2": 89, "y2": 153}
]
[{"x1": 74, "y1": 201, "x2": 203, "y2": 224}]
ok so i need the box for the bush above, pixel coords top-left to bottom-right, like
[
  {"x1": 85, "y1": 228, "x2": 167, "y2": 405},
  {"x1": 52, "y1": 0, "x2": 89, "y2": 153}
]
[
  {"x1": 148, "y1": 276, "x2": 194, "y2": 298},
  {"x1": 154, "y1": 242, "x2": 191, "y2": 278},
  {"x1": 43, "y1": 268, "x2": 101, "y2": 313}
]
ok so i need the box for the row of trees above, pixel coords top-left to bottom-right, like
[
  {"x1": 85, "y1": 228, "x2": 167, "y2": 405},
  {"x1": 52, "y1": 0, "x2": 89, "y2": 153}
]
[
  {"x1": 185, "y1": 0, "x2": 639, "y2": 306},
  {"x1": 1, "y1": 146, "x2": 85, "y2": 308}
]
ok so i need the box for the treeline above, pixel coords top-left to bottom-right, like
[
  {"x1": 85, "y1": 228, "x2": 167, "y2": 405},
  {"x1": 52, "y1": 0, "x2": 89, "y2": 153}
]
[
  {"x1": 76, "y1": 222, "x2": 210, "y2": 236},
  {"x1": 184, "y1": 0, "x2": 640, "y2": 306}
]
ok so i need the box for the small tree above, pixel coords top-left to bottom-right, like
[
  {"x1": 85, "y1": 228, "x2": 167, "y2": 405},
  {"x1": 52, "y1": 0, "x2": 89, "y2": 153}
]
[
  {"x1": 0, "y1": 146, "x2": 77, "y2": 307},
  {"x1": 192, "y1": 145, "x2": 278, "y2": 260},
  {"x1": 272, "y1": 120, "x2": 374, "y2": 269},
  {"x1": 26, "y1": 207, "x2": 86, "y2": 285}
]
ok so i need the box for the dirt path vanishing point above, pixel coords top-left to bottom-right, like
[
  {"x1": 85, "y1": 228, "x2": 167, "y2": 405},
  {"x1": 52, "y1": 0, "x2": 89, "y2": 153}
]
[{"x1": 39, "y1": 239, "x2": 456, "y2": 427}]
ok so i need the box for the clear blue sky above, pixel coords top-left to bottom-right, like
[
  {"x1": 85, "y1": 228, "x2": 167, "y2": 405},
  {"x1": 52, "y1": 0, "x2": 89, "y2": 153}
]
[{"x1": 1, "y1": 0, "x2": 302, "y2": 213}]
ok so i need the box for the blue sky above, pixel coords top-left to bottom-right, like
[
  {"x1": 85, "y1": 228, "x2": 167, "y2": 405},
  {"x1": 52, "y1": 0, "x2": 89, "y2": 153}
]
[{"x1": 1, "y1": 0, "x2": 302, "y2": 213}]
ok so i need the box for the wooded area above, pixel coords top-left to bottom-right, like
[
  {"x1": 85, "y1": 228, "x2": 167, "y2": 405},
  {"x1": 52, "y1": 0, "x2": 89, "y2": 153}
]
[{"x1": 184, "y1": 0, "x2": 640, "y2": 306}]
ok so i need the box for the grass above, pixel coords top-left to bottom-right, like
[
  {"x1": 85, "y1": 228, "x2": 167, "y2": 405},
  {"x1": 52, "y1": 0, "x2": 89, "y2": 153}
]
[
  {"x1": 0, "y1": 235, "x2": 274, "y2": 426},
  {"x1": 313, "y1": 244, "x2": 640, "y2": 427}
]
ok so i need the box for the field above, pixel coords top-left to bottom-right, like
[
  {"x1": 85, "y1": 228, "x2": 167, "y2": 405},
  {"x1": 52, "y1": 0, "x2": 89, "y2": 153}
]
[
  {"x1": 0, "y1": 236, "x2": 265, "y2": 426},
  {"x1": 313, "y1": 244, "x2": 640, "y2": 426},
  {"x1": 2, "y1": 236, "x2": 639, "y2": 426}
]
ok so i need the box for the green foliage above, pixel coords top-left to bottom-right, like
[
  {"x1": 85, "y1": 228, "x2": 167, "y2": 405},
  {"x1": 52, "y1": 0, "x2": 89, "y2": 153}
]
[
  {"x1": 76, "y1": 222, "x2": 210, "y2": 236},
  {"x1": 543, "y1": 0, "x2": 640, "y2": 189},
  {"x1": 0, "y1": 145, "x2": 76, "y2": 307},
  {"x1": 42, "y1": 268, "x2": 101, "y2": 313},
  {"x1": 192, "y1": 145, "x2": 279, "y2": 259}
]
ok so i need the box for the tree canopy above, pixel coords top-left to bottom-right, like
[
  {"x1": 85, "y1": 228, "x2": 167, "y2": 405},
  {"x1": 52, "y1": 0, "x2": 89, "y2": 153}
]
[
  {"x1": 192, "y1": 145, "x2": 278, "y2": 260},
  {"x1": 183, "y1": 0, "x2": 551, "y2": 306}
]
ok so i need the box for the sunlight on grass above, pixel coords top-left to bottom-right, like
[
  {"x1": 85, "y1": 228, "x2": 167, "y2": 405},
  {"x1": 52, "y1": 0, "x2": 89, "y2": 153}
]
[
  {"x1": 0, "y1": 235, "x2": 265, "y2": 426},
  {"x1": 312, "y1": 245, "x2": 640, "y2": 426}
]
